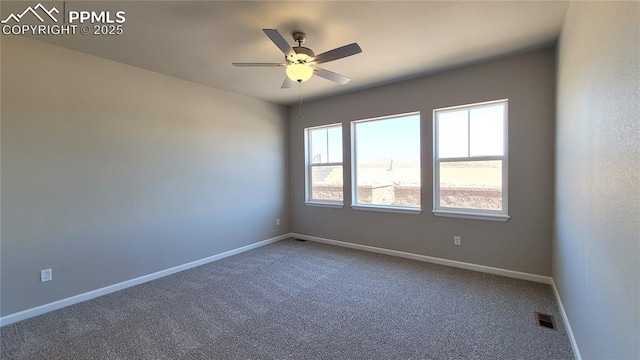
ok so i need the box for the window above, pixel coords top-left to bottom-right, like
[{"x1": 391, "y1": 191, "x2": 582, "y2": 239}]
[
  {"x1": 305, "y1": 124, "x2": 343, "y2": 206},
  {"x1": 433, "y1": 99, "x2": 509, "y2": 221},
  {"x1": 351, "y1": 113, "x2": 421, "y2": 213}
]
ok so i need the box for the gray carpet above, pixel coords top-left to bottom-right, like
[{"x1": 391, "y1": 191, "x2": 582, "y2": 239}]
[{"x1": 1, "y1": 238, "x2": 574, "y2": 359}]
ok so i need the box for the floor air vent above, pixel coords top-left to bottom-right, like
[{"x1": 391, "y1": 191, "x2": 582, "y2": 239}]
[{"x1": 535, "y1": 312, "x2": 556, "y2": 330}]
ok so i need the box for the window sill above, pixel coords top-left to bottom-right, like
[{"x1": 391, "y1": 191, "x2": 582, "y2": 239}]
[
  {"x1": 305, "y1": 201, "x2": 344, "y2": 209},
  {"x1": 432, "y1": 210, "x2": 510, "y2": 222},
  {"x1": 351, "y1": 204, "x2": 422, "y2": 215}
]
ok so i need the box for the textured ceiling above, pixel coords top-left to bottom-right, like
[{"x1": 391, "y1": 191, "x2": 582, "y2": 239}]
[{"x1": 5, "y1": 1, "x2": 569, "y2": 105}]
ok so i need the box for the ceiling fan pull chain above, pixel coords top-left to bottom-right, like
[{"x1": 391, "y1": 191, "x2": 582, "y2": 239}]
[{"x1": 299, "y1": 81, "x2": 304, "y2": 119}]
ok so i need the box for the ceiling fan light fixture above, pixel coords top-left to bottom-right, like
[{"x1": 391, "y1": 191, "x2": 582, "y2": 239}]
[
  {"x1": 286, "y1": 63, "x2": 314, "y2": 82},
  {"x1": 232, "y1": 29, "x2": 361, "y2": 88}
]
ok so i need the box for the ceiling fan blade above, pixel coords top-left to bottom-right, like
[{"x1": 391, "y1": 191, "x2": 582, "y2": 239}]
[
  {"x1": 281, "y1": 77, "x2": 295, "y2": 89},
  {"x1": 263, "y1": 29, "x2": 296, "y2": 58},
  {"x1": 314, "y1": 43, "x2": 362, "y2": 64},
  {"x1": 232, "y1": 63, "x2": 285, "y2": 67},
  {"x1": 314, "y1": 67, "x2": 351, "y2": 85}
]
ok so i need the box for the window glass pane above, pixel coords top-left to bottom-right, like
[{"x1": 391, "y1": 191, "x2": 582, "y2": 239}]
[
  {"x1": 327, "y1": 126, "x2": 343, "y2": 163},
  {"x1": 354, "y1": 114, "x2": 421, "y2": 208},
  {"x1": 439, "y1": 160, "x2": 502, "y2": 211},
  {"x1": 438, "y1": 110, "x2": 468, "y2": 158},
  {"x1": 470, "y1": 104, "x2": 504, "y2": 157},
  {"x1": 310, "y1": 125, "x2": 342, "y2": 164},
  {"x1": 311, "y1": 165, "x2": 343, "y2": 202},
  {"x1": 309, "y1": 128, "x2": 328, "y2": 164}
]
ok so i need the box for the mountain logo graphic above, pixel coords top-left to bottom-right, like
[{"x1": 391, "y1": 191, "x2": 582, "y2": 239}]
[{"x1": 1, "y1": 3, "x2": 59, "y2": 24}]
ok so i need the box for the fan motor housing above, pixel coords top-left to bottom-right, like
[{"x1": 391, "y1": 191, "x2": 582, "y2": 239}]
[{"x1": 289, "y1": 46, "x2": 315, "y2": 64}]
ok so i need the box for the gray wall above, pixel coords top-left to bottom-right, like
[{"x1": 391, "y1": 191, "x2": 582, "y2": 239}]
[
  {"x1": 289, "y1": 48, "x2": 556, "y2": 276},
  {"x1": 554, "y1": 2, "x2": 639, "y2": 359},
  {"x1": 0, "y1": 36, "x2": 289, "y2": 316}
]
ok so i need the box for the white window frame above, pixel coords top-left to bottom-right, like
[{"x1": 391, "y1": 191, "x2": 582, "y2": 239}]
[
  {"x1": 304, "y1": 123, "x2": 344, "y2": 208},
  {"x1": 433, "y1": 99, "x2": 509, "y2": 222},
  {"x1": 351, "y1": 112, "x2": 422, "y2": 214}
]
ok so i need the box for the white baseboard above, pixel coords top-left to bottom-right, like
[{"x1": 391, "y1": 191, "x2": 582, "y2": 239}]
[
  {"x1": 291, "y1": 233, "x2": 552, "y2": 284},
  {"x1": 0, "y1": 232, "x2": 557, "y2": 328},
  {"x1": 0, "y1": 234, "x2": 290, "y2": 327},
  {"x1": 551, "y1": 279, "x2": 582, "y2": 360}
]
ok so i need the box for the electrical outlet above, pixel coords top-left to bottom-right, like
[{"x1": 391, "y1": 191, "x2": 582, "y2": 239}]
[
  {"x1": 276, "y1": 218, "x2": 280, "y2": 226},
  {"x1": 40, "y1": 269, "x2": 52, "y2": 282},
  {"x1": 454, "y1": 236, "x2": 461, "y2": 246}
]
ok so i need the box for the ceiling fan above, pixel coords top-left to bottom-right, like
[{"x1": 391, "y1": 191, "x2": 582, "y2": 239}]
[{"x1": 232, "y1": 29, "x2": 362, "y2": 88}]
